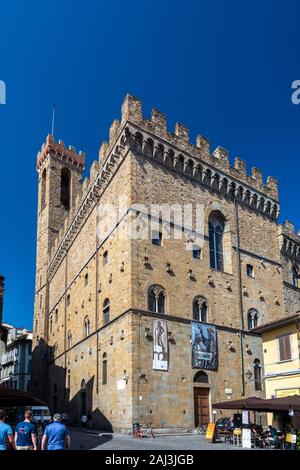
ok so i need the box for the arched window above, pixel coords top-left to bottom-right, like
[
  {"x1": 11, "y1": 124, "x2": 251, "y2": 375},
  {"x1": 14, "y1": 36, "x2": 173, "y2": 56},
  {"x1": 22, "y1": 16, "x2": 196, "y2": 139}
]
[
  {"x1": 193, "y1": 297, "x2": 208, "y2": 322},
  {"x1": 84, "y1": 273, "x2": 88, "y2": 287},
  {"x1": 41, "y1": 168, "x2": 46, "y2": 210},
  {"x1": 248, "y1": 309, "x2": 259, "y2": 330},
  {"x1": 209, "y1": 212, "x2": 225, "y2": 271},
  {"x1": 292, "y1": 266, "x2": 299, "y2": 287},
  {"x1": 193, "y1": 371, "x2": 209, "y2": 383},
  {"x1": 66, "y1": 293, "x2": 70, "y2": 306},
  {"x1": 254, "y1": 359, "x2": 262, "y2": 391},
  {"x1": 61, "y1": 168, "x2": 71, "y2": 210},
  {"x1": 148, "y1": 286, "x2": 166, "y2": 314},
  {"x1": 102, "y1": 353, "x2": 107, "y2": 385},
  {"x1": 84, "y1": 316, "x2": 90, "y2": 337},
  {"x1": 103, "y1": 298, "x2": 110, "y2": 324},
  {"x1": 67, "y1": 331, "x2": 72, "y2": 349},
  {"x1": 103, "y1": 251, "x2": 108, "y2": 265}
]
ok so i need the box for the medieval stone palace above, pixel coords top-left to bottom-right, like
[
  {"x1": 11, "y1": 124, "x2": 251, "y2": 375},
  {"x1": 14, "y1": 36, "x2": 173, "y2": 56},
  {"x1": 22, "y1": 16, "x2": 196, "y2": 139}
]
[{"x1": 32, "y1": 95, "x2": 300, "y2": 431}]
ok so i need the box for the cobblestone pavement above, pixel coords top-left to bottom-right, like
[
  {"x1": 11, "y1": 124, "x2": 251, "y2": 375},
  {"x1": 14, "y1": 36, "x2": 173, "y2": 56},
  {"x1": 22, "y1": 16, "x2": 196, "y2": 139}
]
[{"x1": 69, "y1": 429, "x2": 249, "y2": 450}]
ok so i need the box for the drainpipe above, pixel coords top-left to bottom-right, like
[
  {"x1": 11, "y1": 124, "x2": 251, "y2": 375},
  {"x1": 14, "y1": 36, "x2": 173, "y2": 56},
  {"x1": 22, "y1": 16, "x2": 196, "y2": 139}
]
[{"x1": 234, "y1": 197, "x2": 246, "y2": 397}]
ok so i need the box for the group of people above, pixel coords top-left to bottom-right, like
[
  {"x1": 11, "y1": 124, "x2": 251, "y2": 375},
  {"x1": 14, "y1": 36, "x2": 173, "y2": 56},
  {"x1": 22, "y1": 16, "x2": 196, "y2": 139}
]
[{"x1": 0, "y1": 409, "x2": 71, "y2": 451}]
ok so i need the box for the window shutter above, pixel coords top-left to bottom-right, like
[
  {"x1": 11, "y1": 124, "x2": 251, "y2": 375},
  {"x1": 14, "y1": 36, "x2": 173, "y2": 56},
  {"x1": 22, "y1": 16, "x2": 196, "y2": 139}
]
[
  {"x1": 284, "y1": 335, "x2": 291, "y2": 360},
  {"x1": 279, "y1": 336, "x2": 285, "y2": 361},
  {"x1": 279, "y1": 335, "x2": 291, "y2": 361}
]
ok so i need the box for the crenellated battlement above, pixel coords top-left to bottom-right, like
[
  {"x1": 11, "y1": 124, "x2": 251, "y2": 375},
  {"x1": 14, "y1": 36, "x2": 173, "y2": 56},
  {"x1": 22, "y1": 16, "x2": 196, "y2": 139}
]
[
  {"x1": 116, "y1": 95, "x2": 279, "y2": 201},
  {"x1": 47, "y1": 94, "x2": 281, "y2": 278},
  {"x1": 37, "y1": 134, "x2": 86, "y2": 170},
  {"x1": 279, "y1": 220, "x2": 300, "y2": 259}
]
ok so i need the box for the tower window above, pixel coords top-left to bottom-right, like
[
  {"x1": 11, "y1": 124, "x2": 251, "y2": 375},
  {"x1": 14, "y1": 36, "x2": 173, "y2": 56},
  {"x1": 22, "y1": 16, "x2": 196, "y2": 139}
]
[
  {"x1": 67, "y1": 293, "x2": 71, "y2": 306},
  {"x1": 103, "y1": 298, "x2": 110, "y2": 325},
  {"x1": 193, "y1": 297, "x2": 208, "y2": 322},
  {"x1": 102, "y1": 353, "x2": 107, "y2": 385},
  {"x1": 152, "y1": 231, "x2": 162, "y2": 246},
  {"x1": 61, "y1": 168, "x2": 71, "y2": 210},
  {"x1": 55, "y1": 309, "x2": 58, "y2": 322},
  {"x1": 254, "y1": 359, "x2": 262, "y2": 391},
  {"x1": 84, "y1": 273, "x2": 88, "y2": 286},
  {"x1": 246, "y1": 264, "x2": 254, "y2": 278},
  {"x1": 209, "y1": 212, "x2": 225, "y2": 271},
  {"x1": 192, "y1": 247, "x2": 201, "y2": 259},
  {"x1": 148, "y1": 285, "x2": 166, "y2": 314},
  {"x1": 292, "y1": 266, "x2": 299, "y2": 287},
  {"x1": 103, "y1": 251, "x2": 108, "y2": 265},
  {"x1": 248, "y1": 308, "x2": 259, "y2": 330},
  {"x1": 67, "y1": 331, "x2": 72, "y2": 349},
  {"x1": 84, "y1": 316, "x2": 90, "y2": 337}
]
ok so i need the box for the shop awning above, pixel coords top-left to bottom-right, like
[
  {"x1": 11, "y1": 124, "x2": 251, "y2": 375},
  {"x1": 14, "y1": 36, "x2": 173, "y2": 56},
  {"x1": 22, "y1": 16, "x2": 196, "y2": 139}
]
[
  {"x1": 212, "y1": 395, "x2": 300, "y2": 412},
  {"x1": 212, "y1": 397, "x2": 266, "y2": 411},
  {"x1": 0, "y1": 388, "x2": 46, "y2": 407}
]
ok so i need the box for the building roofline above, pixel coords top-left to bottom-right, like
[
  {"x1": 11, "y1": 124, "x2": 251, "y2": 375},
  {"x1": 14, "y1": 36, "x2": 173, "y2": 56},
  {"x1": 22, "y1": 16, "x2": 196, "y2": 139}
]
[{"x1": 252, "y1": 313, "x2": 300, "y2": 333}]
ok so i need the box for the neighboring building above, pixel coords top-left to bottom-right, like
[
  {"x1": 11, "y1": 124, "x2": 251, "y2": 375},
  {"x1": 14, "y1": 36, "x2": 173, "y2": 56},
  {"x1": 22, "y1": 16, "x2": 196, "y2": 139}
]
[
  {"x1": 0, "y1": 325, "x2": 32, "y2": 391},
  {"x1": 31, "y1": 95, "x2": 299, "y2": 431},
  {"x1": 254, "y1": 314, "x2": 300, "y2": 401}
]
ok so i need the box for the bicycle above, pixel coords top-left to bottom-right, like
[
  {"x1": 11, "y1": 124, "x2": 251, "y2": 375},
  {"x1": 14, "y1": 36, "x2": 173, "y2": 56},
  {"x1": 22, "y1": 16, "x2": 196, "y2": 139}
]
[
  {"x1": 197, "y1": 424, "x2": 207, "y2": 435},
  {"x1": 135, "y1": 424, "x2": 155, "y2": 439}
]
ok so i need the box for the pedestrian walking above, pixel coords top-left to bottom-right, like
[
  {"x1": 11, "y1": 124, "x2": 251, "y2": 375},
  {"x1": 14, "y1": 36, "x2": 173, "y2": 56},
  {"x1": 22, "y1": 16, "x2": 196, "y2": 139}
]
[
  {"x1": 81, "y1": 414, "x2": 88, "y2": 429},
  {"x1": 15, "y1": 410, "x2": 37, "y2": 450},
  {"x1": 0, "y1": 409, "x2": 15, "y2": 451},
  {"x1": 41, "y1": 413, "x2": 71, "y2": 450}
]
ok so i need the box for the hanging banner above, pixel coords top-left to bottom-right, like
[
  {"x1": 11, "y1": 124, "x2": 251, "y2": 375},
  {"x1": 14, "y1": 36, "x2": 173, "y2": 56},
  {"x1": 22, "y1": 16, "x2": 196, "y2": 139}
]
[
  {"x1": 153, "y1": 319, "x2": 168, "y2": 371},
  {"x1": 191, "y1": 321, "x2": 218, "y2": 370}
]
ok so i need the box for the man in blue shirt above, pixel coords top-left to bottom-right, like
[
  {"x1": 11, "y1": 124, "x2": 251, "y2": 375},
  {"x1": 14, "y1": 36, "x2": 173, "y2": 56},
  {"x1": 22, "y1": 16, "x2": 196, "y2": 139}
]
[
  {"x1": 15, "y1": 410, "x2": 37, "y2": 450},
  {"x1": 0, "y1": 409, "x2": 15, "y2": 451},
  {"x1": 41, "y1": 413, "x2": 71, "y2": 450}
]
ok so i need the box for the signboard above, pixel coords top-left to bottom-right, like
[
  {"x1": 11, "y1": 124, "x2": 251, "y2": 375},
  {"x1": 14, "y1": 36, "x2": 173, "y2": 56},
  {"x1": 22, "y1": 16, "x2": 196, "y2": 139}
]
[
  {"x1": 153, "y1": 319, "x2": 168, "y2": 371},
  {"x1": 205, "y1": 423, "x2": 216, "y2": 442},
  {"x1": 286, "y1": 433, "x2": 297, "y2": 444},
  {"x1": 242, "y1": 410, "x2": 249, "y2": 425},
  {"x1": 242, "y1": 428, "x2": 251, "y2": 449},
  {"x1": 117, "y1": 380, "x2": 125, "y2": 391},
  {"x1": 191, "y1": 322, "x2": 218, "y2": 370},
  {"x1": 276, "y1": 389, "x2": 300, "y2": 398}
]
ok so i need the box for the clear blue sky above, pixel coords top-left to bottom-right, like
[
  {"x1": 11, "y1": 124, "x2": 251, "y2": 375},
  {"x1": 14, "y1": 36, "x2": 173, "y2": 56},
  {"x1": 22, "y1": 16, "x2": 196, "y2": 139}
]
[{"x1": 0, "y1": 0, "x2": 300, "y2": 329}]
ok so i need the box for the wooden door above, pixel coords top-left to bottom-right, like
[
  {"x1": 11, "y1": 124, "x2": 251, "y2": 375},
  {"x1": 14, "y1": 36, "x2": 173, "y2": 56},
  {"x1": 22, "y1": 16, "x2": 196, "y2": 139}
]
[{"x1": 194, "y1": 387, "x2": 210, "y2": 426}]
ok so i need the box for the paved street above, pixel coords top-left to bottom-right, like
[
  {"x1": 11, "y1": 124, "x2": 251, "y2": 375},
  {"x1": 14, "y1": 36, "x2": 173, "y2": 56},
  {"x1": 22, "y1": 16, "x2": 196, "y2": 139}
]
[{"x1": 69, "y1": 429, "x2": 248, "y2": 450}]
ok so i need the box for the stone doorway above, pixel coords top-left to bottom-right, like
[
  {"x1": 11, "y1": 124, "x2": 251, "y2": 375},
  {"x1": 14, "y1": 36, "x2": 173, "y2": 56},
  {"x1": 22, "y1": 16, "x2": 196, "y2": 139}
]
[{"x1": 194, "y1": 387, "x2": 210, "y2": 426}]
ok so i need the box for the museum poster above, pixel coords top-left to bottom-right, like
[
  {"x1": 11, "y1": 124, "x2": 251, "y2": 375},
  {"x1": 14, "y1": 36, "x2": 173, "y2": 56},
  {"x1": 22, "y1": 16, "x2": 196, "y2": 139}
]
[
  {"x1": 153, "y1": 319, "x2": 168, "y2": 371},
  {"x1": 191, "y1": 321, "x2": 218, "y2": 370}
]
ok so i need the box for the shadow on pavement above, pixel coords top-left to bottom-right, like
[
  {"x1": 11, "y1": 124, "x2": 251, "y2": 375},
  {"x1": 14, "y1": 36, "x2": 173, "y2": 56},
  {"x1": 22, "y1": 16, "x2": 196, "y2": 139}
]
[{"x1": 70, "y1": 430, "x2": 113, "y2": 450}]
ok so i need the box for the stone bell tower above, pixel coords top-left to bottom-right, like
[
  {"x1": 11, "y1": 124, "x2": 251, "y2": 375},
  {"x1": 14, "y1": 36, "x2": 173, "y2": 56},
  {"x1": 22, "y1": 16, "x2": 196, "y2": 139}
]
[{"x1": 32, "y1": 134, "x2": 85, "y2": 398}]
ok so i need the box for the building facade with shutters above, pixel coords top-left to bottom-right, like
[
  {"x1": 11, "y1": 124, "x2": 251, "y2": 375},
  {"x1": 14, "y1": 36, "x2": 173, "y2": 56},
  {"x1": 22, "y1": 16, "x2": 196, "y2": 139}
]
[
  {"x1": 31, "y1": 95, "x2": 300, "y2": 431},
  {"x1": 0, "y1": 325, "x2": 32, "y2": 391},
  {"x1": 253, "y1": 314, "x2": 300, "y2": 424}
]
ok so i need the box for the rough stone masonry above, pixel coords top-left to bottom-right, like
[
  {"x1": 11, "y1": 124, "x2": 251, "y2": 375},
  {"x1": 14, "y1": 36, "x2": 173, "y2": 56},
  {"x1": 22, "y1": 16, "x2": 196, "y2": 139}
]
[{"x1": 31, "y1": 95, "x2": 300, "y2": 432}]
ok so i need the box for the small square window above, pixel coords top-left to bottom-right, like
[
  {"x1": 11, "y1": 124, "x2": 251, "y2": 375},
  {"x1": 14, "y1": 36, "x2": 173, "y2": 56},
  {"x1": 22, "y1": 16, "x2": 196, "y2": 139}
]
[
  {"x1": 246, "y1": 264, "x2": 254, "y2": 278},
  {"x1": 192, "y1": 248, "x2": 201, "y2": 259},
  {"x1": 152, "y1": 231, "x2": 162, "y2": 246}
]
